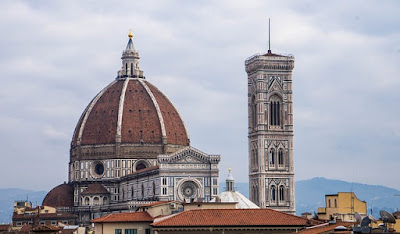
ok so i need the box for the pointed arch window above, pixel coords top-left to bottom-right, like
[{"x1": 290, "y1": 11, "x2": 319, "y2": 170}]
[
  {"x1": 269, "y1": 96, "x2": 281, "y2": 126},
  {"x1": 270, "y1": 185, "x2": 276, "y2": 202},
  {"x1": 251, "y1": 95, "x2": 257, "y2": 130},
  {"x1": 279, "y1": 185, "x2": 285, "y2": 201},
  {"x1": 278, "y1": 149, "x2": 284, "y2": 166},
  {"x1": 269, "y1": 149, "x2": 275, "y2": 165}
]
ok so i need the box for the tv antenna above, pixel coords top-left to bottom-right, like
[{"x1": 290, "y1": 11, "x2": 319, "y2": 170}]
[{"x1": 268, "y1": 18, "x2": 271, "y2": 54}]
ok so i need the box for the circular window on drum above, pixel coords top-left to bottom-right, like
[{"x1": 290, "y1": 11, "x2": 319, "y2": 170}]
[
  {"x1": 180, "y1": 181, "x2": 198, "y2": 199},
  {"x1": 90, "y1": 161, "x2": 105, "y2": 178}
]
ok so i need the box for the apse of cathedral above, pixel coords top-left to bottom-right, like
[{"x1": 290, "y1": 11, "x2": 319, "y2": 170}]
[
  {"x1": 42, "y1": 30, "x2": 220, "y2": 225},
  {"x1": 245, "y1": 44, "x2": 296, "y2": 214}
]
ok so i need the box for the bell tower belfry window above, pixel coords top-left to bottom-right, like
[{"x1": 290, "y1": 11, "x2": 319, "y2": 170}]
[{"x1": 245, "y1": 20, "x2": 296, "y2": 214}]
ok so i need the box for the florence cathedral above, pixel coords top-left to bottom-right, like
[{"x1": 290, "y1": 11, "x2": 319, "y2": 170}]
[
  {"x1": 42, "y1": 31, "x2": 220, "y2": 224},
  {"x1": 41, "y1": 29, "x2": 296, "y2": 225}
]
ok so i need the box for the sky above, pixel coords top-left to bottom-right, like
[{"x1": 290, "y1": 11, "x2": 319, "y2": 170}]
[{"x1": 0, "y1": 0, "x2": 399, "y2": 191}]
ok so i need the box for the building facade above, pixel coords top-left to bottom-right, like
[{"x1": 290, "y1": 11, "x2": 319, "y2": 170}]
[
  {"x1": 245, "y1": 47, "x2": 296, "y2": 213},
  {"x1": 42, "y1": 31, "x2": 220, "y2": 225},
  {"x1": 317, "y1": 192, "x2": 367, "y2": 221}
]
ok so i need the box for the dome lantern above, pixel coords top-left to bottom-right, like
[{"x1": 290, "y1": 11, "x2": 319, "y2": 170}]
[
  {"x1": 118, "y1": 29, "x2": 144, "y2": 78},
  {"x1": 226, "y1": 168, "x2": 235, "y2": 192}
]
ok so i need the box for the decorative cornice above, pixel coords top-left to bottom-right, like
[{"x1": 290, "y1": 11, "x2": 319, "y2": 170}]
[{"x1": 158, "y1": 146, "x2": 220, "y2": 164}]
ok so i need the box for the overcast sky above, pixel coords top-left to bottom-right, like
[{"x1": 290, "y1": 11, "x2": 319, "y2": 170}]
[{"x1": 0, "y1": 0, "x2": 399, "y2": 191}]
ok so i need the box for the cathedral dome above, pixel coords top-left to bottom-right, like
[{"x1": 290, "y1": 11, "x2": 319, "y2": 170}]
[
  {"x1": 42, "y1": 183, "x2": 74, "y2": 208},
  {"x1": 70, "y1": 32, "x2": 189, "y2": 161}
]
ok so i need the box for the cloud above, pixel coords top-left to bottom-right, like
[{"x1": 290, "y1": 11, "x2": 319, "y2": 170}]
[{"x1": 0, "y1": 0, "x2": 399, "y2": 191}]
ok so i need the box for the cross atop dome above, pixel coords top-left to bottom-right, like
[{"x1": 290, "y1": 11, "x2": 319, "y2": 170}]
[{"x1": 117, "y1": 29, "x2": 144, "y2": 79}]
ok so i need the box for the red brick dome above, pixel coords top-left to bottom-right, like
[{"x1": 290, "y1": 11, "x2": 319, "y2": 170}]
[
  {"x1": 70, "y1": 78, "x2": 189, "y2": 160},
  {"x1": 42, "y1": 183, "x2": 74, "y2": 208}
]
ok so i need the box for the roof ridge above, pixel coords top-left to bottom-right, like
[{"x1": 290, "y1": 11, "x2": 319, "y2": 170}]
[{"x1": 151, "y1": 209, "x2": 187, "y2": 225}]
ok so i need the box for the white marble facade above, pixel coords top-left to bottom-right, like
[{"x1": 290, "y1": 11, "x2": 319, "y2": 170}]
[{"x1": 245, "y1": 52, "x2": 296, "y2": 214}]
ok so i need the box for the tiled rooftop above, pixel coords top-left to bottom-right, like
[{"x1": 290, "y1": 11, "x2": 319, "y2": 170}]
[
  {"x1": 91, "y1": 212, "x2": 153, "y2": 223},
  {"x1": 152, "y1": 209, "x2": 313, "y2": 227}
]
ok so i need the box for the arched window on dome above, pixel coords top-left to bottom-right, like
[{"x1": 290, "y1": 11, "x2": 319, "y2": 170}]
[
  {"x1": 130, "y1": 63, "x2": 133, "y2": 76},
  {"x1": 125, "y1": 63, "x2": 128, "y2": 76},
  {"x1": 269, "y1": 149, "x2": 275, "y2": 166},
  {"x1": 141, "y1": 184, "x2": 144, "y2": 198},
  {"x1": 153, "y1": 181, "x2": 156, "y2": 196},
  {"x1": 278, "y1": 149, "x2": 284, "y2": 166},
  {"x1": 270, "y1": 185, "x2": 276, "y2": 202},
  {"x1": 279, "y1": 185, "x2": 285, "y2": 202}
]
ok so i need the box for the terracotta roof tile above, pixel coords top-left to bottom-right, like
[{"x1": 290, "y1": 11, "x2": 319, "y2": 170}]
[
  {"x1": 152, "y1": 209, "x2": 312, "y2": 227},
  {"x1": 31, "y1": 225, "x2": 62, "y2": 231},
  {"x1": 91, "y1": 212, "x2": 153, "y2": 223},
  {"x1": 0, "y1": 224, "x2": 9, "y2": 231},
  {"x1": 42, "y1": 183, "x2": 74, "y2": 208},
  {"x1": 146, "y1": 81, "x2": 189, "y2": 146},
  {"x1": 121, "y1": 80, "x2": 163, "y2": 144},
  {"x1": 20, "y1": 224, "x2": 32, "y2": 232},
  {"x1": 295, "y1": 221, "x2": 354, "y2": 233},
  {"x1": 74, "y1": 79, "x2": 189, "y2": 149},
  {"x1": 81, "y1": 183, "x2": 110, "y2": 195},
  {"x1": 81, "y1": 81, "x2": 123, "y2": 145},
  {"x1": 13, "y1": 212, "x2": 77, "y2": 220}
]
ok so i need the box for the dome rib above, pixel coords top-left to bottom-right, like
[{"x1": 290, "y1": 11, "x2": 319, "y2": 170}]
[
  {"x1": 138, "y1": 79, "x2": 167, "y2": 139},
  {"x1": 146, "y1": 82, "x2": 190, "y2": 145},
  {"x1": 75, "y1": 80, "x2": 118, "y2": 145},
  {"x1": 116, "y1": 78, "x2": 130, "y2": 142}
]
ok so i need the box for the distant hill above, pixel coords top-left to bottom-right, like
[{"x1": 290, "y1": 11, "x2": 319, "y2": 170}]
[
  {"x1": 0, "y1": 188, "x2": 47, "y2": 224},
  {"x1": 296, "y1": 177, "x2": 400, "y2": 216},
  {"x1": 1, "y1": 177, "x2": 399, "y2": 223},
  {"x1": 221, "y1": 177, "x2": 400, "y2": 216}
]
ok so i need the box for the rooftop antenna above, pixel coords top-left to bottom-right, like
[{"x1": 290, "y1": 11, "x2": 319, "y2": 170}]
[
  {"x1": 268, "y1": 18, "x2": 271, "y2": 54},
  {"x1": 380, "y1": 210, "x2": 396, "y2": 232}
]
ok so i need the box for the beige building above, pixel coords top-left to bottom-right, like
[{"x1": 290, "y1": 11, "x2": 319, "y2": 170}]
[
  {"x1": 317, "y1": 192, "x2": 367, "y2": 221},
  {"x1": 92, "y1": 212, "x2": 153, "y2": 234}
]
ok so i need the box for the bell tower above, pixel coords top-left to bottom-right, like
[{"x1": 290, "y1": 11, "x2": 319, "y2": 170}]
[{"x1": 244, "y1": 24, "x2": 296, "y2": 214}]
